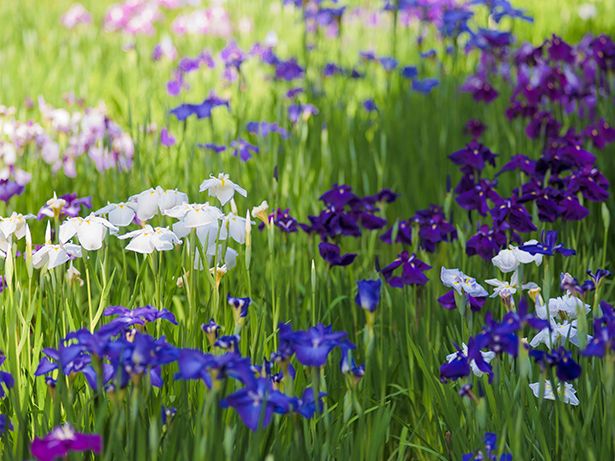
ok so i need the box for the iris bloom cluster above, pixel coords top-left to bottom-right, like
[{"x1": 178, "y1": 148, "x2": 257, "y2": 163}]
[
  {"x1": 439, "y1": 234, "x2": 612, "y2": 408},
  {"x1": 300, "y1": 184, "x2": 396, "y2": 267}
]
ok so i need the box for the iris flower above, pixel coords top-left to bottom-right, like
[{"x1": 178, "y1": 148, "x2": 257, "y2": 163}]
[
  {"x1": 31, "y1": 425, "x2": 102, "y2": 461},
  {"x1": 199, "y1": 173, "x2": 247, "y2": 206}
]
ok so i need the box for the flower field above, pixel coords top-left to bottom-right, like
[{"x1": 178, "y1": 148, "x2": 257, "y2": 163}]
[{"x1": 0, "y1": 0, "x2": 614, "y2": 459}]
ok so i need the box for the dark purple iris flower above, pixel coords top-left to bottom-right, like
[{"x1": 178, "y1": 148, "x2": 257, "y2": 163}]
[
  {"x1": 497, "y1": 154, "x2": 536, "y2": 176},
  {"x1": 464, "y1": 119, "x2": 486, "y2": 139},
  {"x1": 529, "y1": 347, "x2": 582, "y2": 381},
  {"x1": 449, "y1": 141, "x2": 497, "y2": 173},
  {"x1": 278, "y1": 323, "x2": 351, "y2": 367},
  {"x1": 519, "y1": 230, "x2": 575, "y2": 256},
  {"x1": 31, "y1": 425, "x2": 102, "y2": 461},
  {"x1": 439, "y1": 349, "x2": 471, "y2": 382},
  {"x1": 221, "y1": 378, "x2": 293, "y2": 431},
  {"x1": 228, "y1": 294, "x2": 251, "y2": 318},
  {"x1": 355, "y1": 279, "x2": 381, "y2": 312},
  {"x1": 547, "y1": 35, "x2": 575, "y2": 63},
  {"x1": 318, "y1": 242, "x2": 356, "y2": 267},
  {"x1": 583, "y1": 301, "x2": 615, "y2": 357},
  {"x1": 466, "y1": 224, "x2": 509, "y2": 260},
  {"x1": 456, "y1": 179, "x2": 501, "y2": 216},
  {"x1": 461, "y1": 76, "x2": 499, "y2": 102},
  {"x1": 584, "y1": 119, "x2": 615, "y2": 150},
  {"x1": 265, "y1": 208, "x2": 298, "y2": 233},
  {"x1": 381, "y1": 251, "x2": 431, "y2": 288},
  {"x1": 490, "y1": 196, "x2": 536, "y2": 233}
]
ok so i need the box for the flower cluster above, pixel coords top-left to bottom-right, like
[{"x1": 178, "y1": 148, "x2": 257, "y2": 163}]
[{"x1": 300, "y1": 184, "x2": 396, "y2": 267}]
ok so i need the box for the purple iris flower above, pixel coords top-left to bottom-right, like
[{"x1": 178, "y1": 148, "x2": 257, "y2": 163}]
[
  {"x1": 339, "y1": 342, "x2": 364, "y2": 384},
  {"x1": 463, "y1": 432, "x2": 512, "y2": 461},
  {"x1": 475, "y1": 312, "x2": 520, "y2": 358},
  {"x1": 412, "y1": 78, "x2": 439, "y2": 93},
  {"x1": 230, "y1": 139, "x2": 259, "y2": 162},
  {"x1": 400, "y1": 66, "x2": 418, "y2": 79},
  {"x1": 381, "y1": 251, "x2": 431, "y2": 288},
  {"x1": 215, "y1": 335, "x2": 241, "y2": 353},
  {"x1": 0, "y1": 414, "x2": 11, "y2": 434},
  {"x1": 548, "y1": 35, "x2": 575, "y2": 63},
  {"x1": 278, "y1": 323, "x2": 350, "y2": 367},
  {"x1": 0, "y1": 353, "x2": 14, "y2": 399},
  {"x1": 160, "y1": 128, "x2": 176, "y2": 147},
  {"x1": 379, "y1": 56, "x2": 398, "y2": 71},
  {"x1": 464, "y1": 119, "x2": 486, "y2": 139},
  {"x1": 439, "y1": 349, "x2": 471, "y2": 382},
  {"x1": 288, "y1": 104, "x2": 318, "y2": 124},
  {"x1": 530, "y1": 347, "x2": 582, "y2": 381},
  {"x1": 582, "y1": 301, "x2": 615, "y2": 357},
  {"x1": 274, "y1": 58, "x2": 304, "y2": 81},
  {"x1": 0, "y1": 179, "x2": 24, "y2": 202},
  {"x1": 380, "y1": 219, "x2": 413, "y2": 246},
  {"x1": 490, "y1": 196, "x2": 536, "y2": 233},
  {"x1": 161, "y1": 406, "x2": 176, "y2": 425},
  {"x1": 246, "y1": 121, "x2": 288, "y2": 139},
  {"x1": 461, "y1": 76, "x2": 499, "y2": 103},
  {"x1": 228, "y1": 294, "x2": 251, "y2": 318},
  {"x1": 519, "y1": 230, "x2": 575, "y2": 256},
  {"x1": 197, "y1": 143, "x2": 227, "y2": 153},
  {"x1": 292, "y1": 388, "x2": 326, "y2": 418},
  {"x1": 221, "y1": 378, "x2": 293, "y2": 431},
  {"x1": 265, "y1": 208, "x2": 298, "y2": 233},
  {"x1": 466, "y1": 224, "x2": 509, "y2": 260},
  {"x1": 355, "y1": 279, "x2": 381, "y2": 312},
  {"x1": 170, "y1": 94, "x2": 230, "y2": 121},
  {"x1": 31, "y1": 425, "x2": 102, "y2": 461},
  {"x1": 497, "y1": 154, "x2": 536, "y2": 176},
  {"x1": 103, "y1": 305, "x2": 178, "y2": 326},
  {"x1": 362, "y1": 99, "x2": 378, "y2": 113},
  {"x1": 584, "y1": 119, "x2": 615, "y2": 150},
  {"x1": 175, "y1": 349, "x2": 254, "y2": 388},
  {"x1": 318, "y1": 242, "x2": 357, "y2": 267},
  {"x1": 449, "y1": 141, "x2": 497, "y2": 173}
]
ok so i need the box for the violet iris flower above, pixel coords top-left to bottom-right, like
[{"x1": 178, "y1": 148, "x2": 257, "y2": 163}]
[
  {"x1": 221, "y1": 378, "x2": 293, "y2": 431},
  {"x1": 529, "y1": 346, "x2": 582, "y2": 381},
  {"x1": 462, "y1": 432, "x2": 512, "y2": 461},
  {"x1": 318, "y1": 242, "x2": 356, "y2": 267},
  {"x1": 355, "y1": 279, "x2": 381, "y2": 312},
  {"x1": 170, "y1": 94, "x2": 230, "y2": 121},
  {"x1": 519, "y1": 230, "x2": 575, "y2": 256},
  {"x1": 0, "y1": 179, "x2": 24, "y2": 203},
  {"x1": 381, "y1": 251, "x2": 431, "y2": 287},
  {"x1": 31, "y1": 425, "x2": 102, "y2": 461},
  {"x1": 278, "y1": 323, "x2": 351, "y2": 367},
  {"x1": 231, "y1": 139, "x2": 259, "y2": 162}
]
